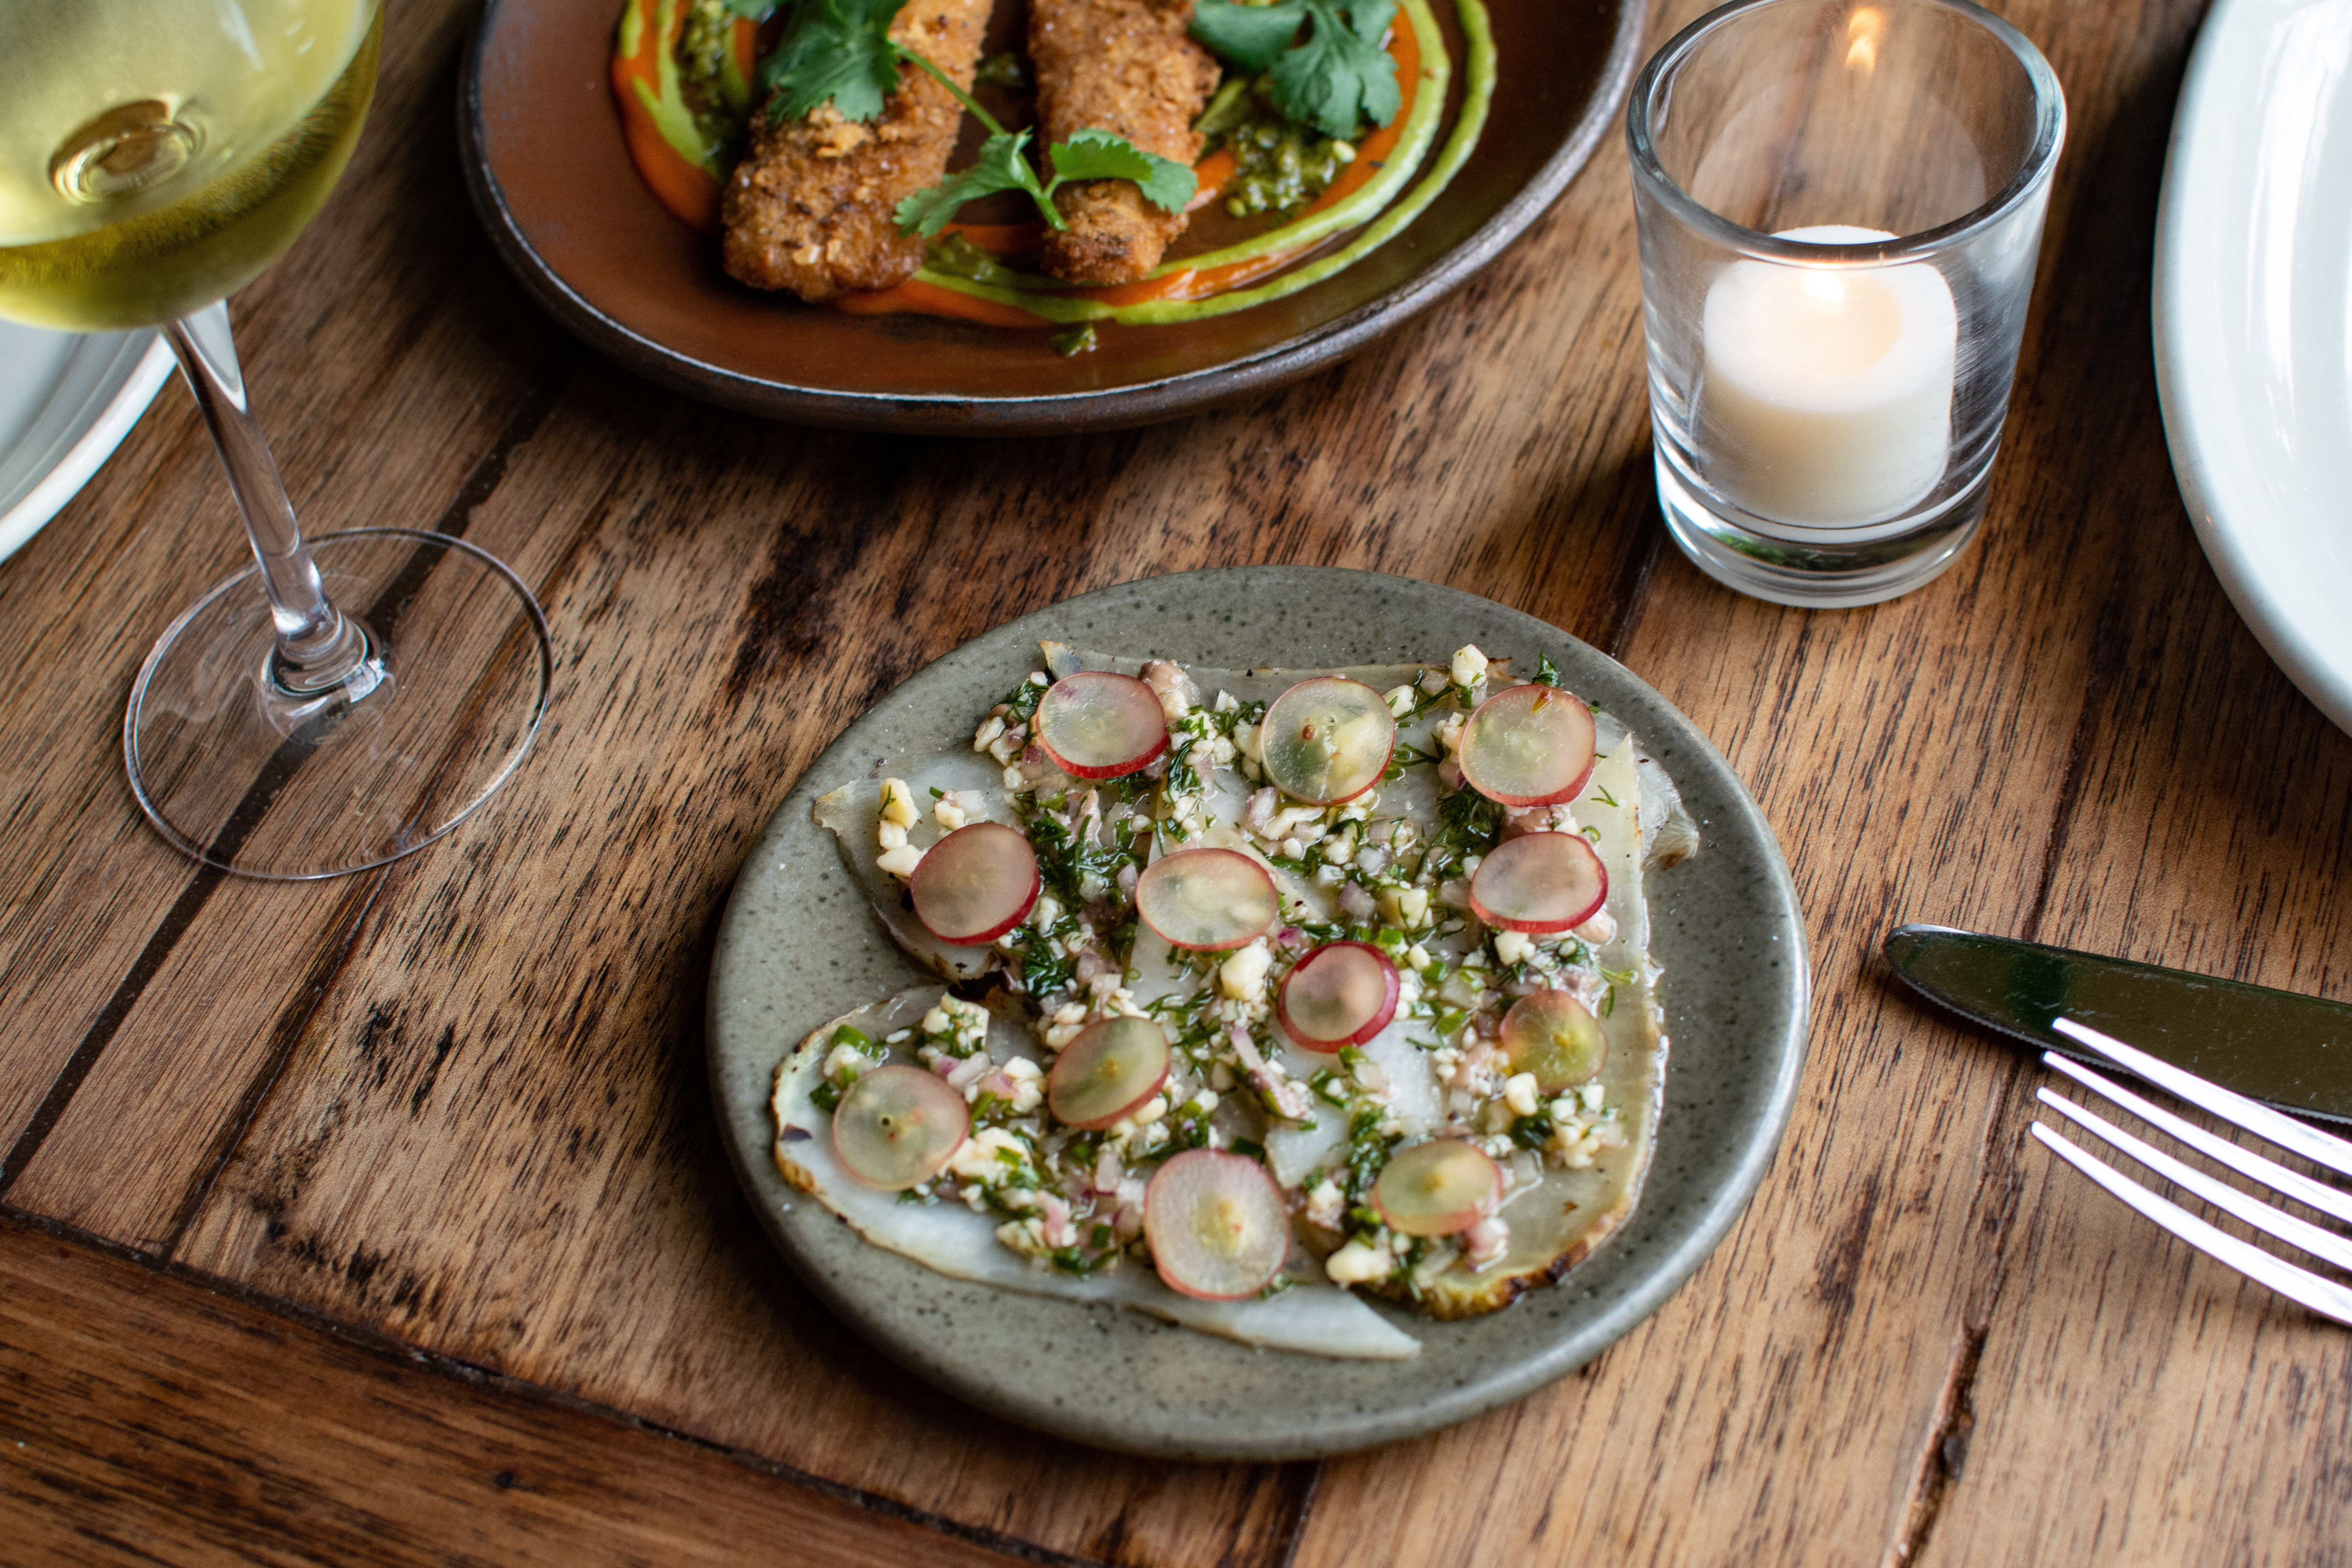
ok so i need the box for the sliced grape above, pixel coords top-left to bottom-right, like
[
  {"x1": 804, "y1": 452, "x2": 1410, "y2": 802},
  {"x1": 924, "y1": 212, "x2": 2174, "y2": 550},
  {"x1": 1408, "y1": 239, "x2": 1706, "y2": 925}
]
[
  {"x1": 1034, "y1": 670, "x2": 1170, "y2": 780},
  {"x1": 1467, "y1": 830, "x2": 1608, "y2": 934},
  {"x1": 1372, "y1": 1139, "x2": 1501, "y2": 1238},
  {"x1": 1144, "y1": 1149, "x2": 1292, "y2": 1300},
  {"x1": 1277, "y1": 941, "x2": 1400, "y2": 1050},
  {"x1": 832, "y1": 1065, "x2": 970, "y2": 1191},
  {"x1": 1458, "y1": 682, "x2": 1597, "y2": 808},
  {"x1": 1048, "y1": 1016, "x2": 1173, "y2": 1129},
  {"x1": 909, "y1": 822, "x2": 1041, "y2": 945},
  {"x1": 1258, "y1": 677, "x2": 1396, "y2": 805},
  {"x1": 1135, "y1": 847, "x2": 1278, "y2": 951},
  {"x1": 1500, "y1": 990, "x2": 1607, "y2": 1092}
]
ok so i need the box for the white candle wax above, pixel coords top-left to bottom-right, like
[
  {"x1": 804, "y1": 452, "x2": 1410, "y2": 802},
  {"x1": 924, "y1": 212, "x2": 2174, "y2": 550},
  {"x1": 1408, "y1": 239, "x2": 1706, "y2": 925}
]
[{"x1": 1696, "y1": 224, "x2": 1957, "y2": 533}]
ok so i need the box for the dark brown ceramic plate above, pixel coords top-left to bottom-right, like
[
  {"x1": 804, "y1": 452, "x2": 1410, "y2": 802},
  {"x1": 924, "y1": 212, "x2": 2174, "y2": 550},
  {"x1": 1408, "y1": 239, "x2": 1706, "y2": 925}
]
[{"x1": 458, "y1": 0, "x2": 1643, "y2": 433}]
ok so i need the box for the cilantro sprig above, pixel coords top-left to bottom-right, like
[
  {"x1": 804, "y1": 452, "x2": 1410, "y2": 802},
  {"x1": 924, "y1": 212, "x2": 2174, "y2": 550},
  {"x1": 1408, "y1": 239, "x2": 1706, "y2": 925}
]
[
  {"x1": 755, "y1": 0, "x2": 1195, "y2": 233},
  {"x1": 1189, "y1": 0, "x2": 1402, "y2": 137}
]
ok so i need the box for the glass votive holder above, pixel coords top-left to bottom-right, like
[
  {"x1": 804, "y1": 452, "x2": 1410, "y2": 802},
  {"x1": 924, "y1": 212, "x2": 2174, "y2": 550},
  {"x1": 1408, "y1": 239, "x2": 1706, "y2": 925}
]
[{"x1": 1629, "y1": 0, "x2": 2065, "y2": 608}]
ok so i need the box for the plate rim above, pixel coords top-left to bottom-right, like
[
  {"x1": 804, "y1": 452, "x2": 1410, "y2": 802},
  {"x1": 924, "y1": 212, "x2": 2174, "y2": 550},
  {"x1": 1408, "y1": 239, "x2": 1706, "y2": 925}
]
[
  {"x1": 2152, "y1": 0, "x2": 2352, "y2": 738},
  {"x1": 455, "y1": 0, "x2": 1647, "y2": 433},
  {"x1": 0, "y1": 331, "x2": 173, "y2": 567},
  {"x1": 705, "y1": 565, "x2": 1811, "y2": 1460}
]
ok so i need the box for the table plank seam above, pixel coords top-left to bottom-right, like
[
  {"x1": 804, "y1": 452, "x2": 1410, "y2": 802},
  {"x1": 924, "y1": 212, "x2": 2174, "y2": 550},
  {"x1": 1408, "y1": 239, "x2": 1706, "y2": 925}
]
[
  {"x1": 0, "y1": 1207, "x2": 1123, "y2": 1568},
  {"x1": 157, "y1": 869, "x2": 392, "y2": 1256},
  {"x1": 1884, "y1": 1322, "x2": 1989, "y2": 1568}
]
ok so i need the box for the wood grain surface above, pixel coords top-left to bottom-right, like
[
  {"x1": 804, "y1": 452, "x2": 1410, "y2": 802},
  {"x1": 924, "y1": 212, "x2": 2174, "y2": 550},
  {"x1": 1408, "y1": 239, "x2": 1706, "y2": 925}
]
[{"x1": 6, "y1": 0, "x2": 2350, "y2": 1562}]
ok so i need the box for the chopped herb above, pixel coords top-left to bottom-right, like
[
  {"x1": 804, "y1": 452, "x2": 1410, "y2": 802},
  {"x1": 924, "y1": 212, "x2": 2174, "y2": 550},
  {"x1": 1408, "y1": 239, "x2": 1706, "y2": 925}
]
[
  {"x1": 810, "y1": 1080, "x2": 843, "y2": 1114},
  {"x1": 1593, "y1": 785, "x2": 1619, "y2": 808},
  {"x1": 1535, "y1": 651, "x2": 1562, "y2": 686},
  {"x1": 1189, "y1": 0, "x2": 1402, "y2": 137},
  {"x1": 1230, "y1": 1136, "x2": 1268, "y2": 1161},
  {"x1": 1052, "y1": 323, "x2": 1100, "y2": 357}
]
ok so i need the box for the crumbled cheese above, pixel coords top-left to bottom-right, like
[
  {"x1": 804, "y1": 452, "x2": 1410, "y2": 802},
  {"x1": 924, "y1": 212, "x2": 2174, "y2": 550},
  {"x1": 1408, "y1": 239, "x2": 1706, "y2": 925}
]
[
  {"x1": 935, "y1": 796, "x2": 968, "y2": 830},
  {"x1": 879, "y1": 778, "x2": 919, "y2": 828},
  {"x1": 1303, "y1": 1179, "x2": 1345, "y2": 1229},
  {"x1": 1503, "y1": 1072, "x2": 1541, "y2": 1118},
  {"x1": 973, "y1": 715, "x2": 1006, "y2": 751},
  {"x1": 1382, "y1": 684, "x2": 1417, "y2": 717},
  {"x1": 1582, "y1": 1082, "x2": 1607, "y2": 1113},
  {"x1": 1218, "y1": 939, "x2": 1273, "y2": 1001},
  {"x1": 1214, "y1": 690, "x2": 1238, "y2": 713},
  {"x1": 1493, "y1": 929, "x2": 1534, "y2": 966},
  {"x1": 876, "y1": 844, "x2": 923, "y2": 879},
  {"x1": 1451, "y1": 645, "x2": 1490, "y2": 689},
  {"x1": 948, "y1": 1126, "x2": 1026, "y2": 1182},
  {"x1": 822, "y1": 1043, "x2": 871, "y2": 1081},
  {"x1": 1379, "y1": 886, "x2": 1431, "y2": 929},
  {"x1": 1325, "y1": 1238, "x2": 1393, "y2": 1286},
  {"x1": 877, "y1": 820, "x2": 909, "y2": 851}
]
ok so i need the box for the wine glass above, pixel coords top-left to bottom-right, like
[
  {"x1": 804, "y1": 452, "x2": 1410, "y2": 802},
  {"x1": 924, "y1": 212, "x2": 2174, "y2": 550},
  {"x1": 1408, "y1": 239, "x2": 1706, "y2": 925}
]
[{"x1": 0, "y1": 0, "x2": 551, "y2": 879}]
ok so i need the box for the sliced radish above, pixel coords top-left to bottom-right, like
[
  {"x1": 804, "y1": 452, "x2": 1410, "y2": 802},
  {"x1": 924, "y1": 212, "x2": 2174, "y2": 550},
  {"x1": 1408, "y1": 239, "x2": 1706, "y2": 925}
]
[
  {"x1": 1144, "y1": 1149, "x2": 1291, "y2": 1300},
  {"x1": 1277, "y1": 941, "x2": 1400, "y2": 1050},
  {"x1": 1048, "y1": 1016, "x2": 1173, "y2": 1129},
  {"x1": 1135, "y1": 847, "x2": 1277, "y2": 951},
  {"x1": 1458, "y1": 682, "x2": 1597, "y2": 808},
  {"x1": 1035, "y1": 670, "x2": 1170, "y2": 780},
  {"x1": 832, "y1": 1065, "x2": 970, "y2": 1191},
  {"x1": 1467, "y1": 830, "x2": 1608, "y2": 934},
  {"x1": 1258, "y1": 677, "x2": 1396, "y2": 806},
  {"x1": 909, "y1": 822, "x2": 1041, "y2": 945},
  {"x1": 1372, "y1": 1139, "x2": 1501, "y2": 1238},
  {"x1": 1500, "y1": 990, "x2": 1607, "y2": 1092}
]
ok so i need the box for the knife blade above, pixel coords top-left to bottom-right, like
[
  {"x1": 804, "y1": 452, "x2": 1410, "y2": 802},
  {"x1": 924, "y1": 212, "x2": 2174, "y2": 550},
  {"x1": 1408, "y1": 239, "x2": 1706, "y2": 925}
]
[{"x1": 1882, "y1": 924, "x2": 2352, "y2": 1125}]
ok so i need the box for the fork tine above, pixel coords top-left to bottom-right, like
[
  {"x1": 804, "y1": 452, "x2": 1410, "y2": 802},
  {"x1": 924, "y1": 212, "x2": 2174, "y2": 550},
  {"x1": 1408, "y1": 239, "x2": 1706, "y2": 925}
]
[
  {"x1": 2030, "y1": 1123, "x2": 2352, "y2": 1328},
  {"x1": 2036, "y1": 1087, "x2": 2352, "y2": 1273},
  {"x1": 2053, "y1": 1017, "x2": 2352, "y2": 1180},
  {"x1": 2041, "y1": 1053, "x2": 2352, "y2": 1228}
]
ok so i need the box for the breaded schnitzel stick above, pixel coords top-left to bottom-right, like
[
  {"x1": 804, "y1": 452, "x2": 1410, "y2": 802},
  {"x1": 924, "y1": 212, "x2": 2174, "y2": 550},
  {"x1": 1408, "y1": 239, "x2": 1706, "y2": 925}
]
[
  {"x1": 1031, "y1": 0, "x2": 1220, "y2": 285},
  {"x1": 721, "y1": 0, "x2": 992, "y2": 302}
]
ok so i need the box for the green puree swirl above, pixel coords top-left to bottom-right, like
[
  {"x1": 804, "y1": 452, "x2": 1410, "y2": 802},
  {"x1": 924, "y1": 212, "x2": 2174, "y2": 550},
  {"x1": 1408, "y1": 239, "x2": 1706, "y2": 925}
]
[{"x1": 907, "y1": 0, "x2": 1493, "y2": 327}]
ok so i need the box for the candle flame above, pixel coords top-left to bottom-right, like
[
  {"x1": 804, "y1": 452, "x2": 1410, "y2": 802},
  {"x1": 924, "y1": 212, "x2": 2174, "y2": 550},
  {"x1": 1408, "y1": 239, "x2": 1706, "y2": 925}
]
[
  {"x1": 1846, "y1": 6, "x2": 1881, "y2": 71},
  {"x1": 1802, "y1": 271, "x2": 1847, "y2": 308}
]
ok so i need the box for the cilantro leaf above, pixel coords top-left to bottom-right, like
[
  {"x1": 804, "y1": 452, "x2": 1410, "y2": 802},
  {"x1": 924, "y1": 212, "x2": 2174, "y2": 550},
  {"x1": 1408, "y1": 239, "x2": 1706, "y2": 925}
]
[
  {"x1": 895, "y1": 129, "x2": 1048, "y2": 235},
  {"x1": 1049, "y1": 128, "x2": 1199, "y2": 214},
  {"x1": 1272, "y1": 0, "x2": 1399, "y2": 136},
  {"x1": 1191, "y1": 0, "x2": 1401, "y2": 138},
  {"x1": 1188, "y1": 0, "x2": 1308, "y2": 72},
  {"x1": 760, "y1": 0, "x2": 909, "y2": 123}
]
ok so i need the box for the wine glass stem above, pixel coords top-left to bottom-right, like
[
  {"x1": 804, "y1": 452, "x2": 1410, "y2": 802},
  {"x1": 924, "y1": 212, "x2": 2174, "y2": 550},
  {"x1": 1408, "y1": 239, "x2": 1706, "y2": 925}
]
[{"x1": 165, "y1": 302, "x2": 366, "y2": 690}]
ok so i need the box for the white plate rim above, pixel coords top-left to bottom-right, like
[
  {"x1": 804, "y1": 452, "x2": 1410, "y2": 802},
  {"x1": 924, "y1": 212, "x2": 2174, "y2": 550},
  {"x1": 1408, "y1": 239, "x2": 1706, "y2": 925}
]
[
  {"x1": 0, "y1": 332, "x2": 176, "y2": 567},
  {"x1": 2153, "y1": 0, "x2": 2352, "y2": 736}
]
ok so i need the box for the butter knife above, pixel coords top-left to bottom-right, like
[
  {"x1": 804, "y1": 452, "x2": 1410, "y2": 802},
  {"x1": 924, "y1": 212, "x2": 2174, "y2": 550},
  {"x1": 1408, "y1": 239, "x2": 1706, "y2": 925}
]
[{"x1": 1882, "y1": 924, "x2": 2352, "y2": 1125}]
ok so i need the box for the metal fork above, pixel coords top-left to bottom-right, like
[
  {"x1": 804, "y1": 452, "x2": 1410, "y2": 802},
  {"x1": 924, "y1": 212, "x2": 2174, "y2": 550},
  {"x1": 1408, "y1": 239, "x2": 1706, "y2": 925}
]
[{"x1": 2027, "y1": 1016, "x2": 2352, "y2": 1326}]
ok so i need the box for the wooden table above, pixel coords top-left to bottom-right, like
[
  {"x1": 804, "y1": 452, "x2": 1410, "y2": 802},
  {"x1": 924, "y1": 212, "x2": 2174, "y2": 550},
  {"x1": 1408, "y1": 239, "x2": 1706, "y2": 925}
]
[{"x1": 6, "y1": 0, "x2": 2348, "y2": 1560}]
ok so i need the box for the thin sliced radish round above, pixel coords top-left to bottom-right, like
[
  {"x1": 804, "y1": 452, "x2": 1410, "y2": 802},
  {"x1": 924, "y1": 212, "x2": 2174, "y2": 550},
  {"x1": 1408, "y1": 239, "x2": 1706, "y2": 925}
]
[
  {"x1": 1258, "y1": 677, "x2": 1395, "y2": 805},
  {"x1": 832, "y1": 1065, "x2": 970, "y2": 1191},
  {"x1": 1372, "y1": 1139, "x2": 1501, "y2": 1238},
  {"x1": 1035, "y1": 670, "x2": 1170, "y2": 780},
  {"x1": 1144, "y1": 1149, "x2": 1291, "y2": 1300},
  {"x1": 909, "y1": 822, "x2": 1041, "y2": 945},
  {"x1": 1278, "y1": 941, "x2": 1400, "y2": 1050},
  {"x1": 1135, "y1": 847, "x2": 1277, "y2": 951},
  {"x1": 1467, "y1": 830, "x2": 1608, "y2": 934},
  {"x1": 1458, "y1": 682, "x2": 1597, "y2": 808},
  {"x1": 1048, "y1": 1016, "x2": 1172, "y2": 1129},
  {"x1": 1500, "y1": 990, "x2": 1607, "y2": 1092}
]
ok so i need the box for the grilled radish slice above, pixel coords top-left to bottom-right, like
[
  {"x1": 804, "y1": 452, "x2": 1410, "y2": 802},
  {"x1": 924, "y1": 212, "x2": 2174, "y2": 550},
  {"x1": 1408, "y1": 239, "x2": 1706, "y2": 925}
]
[
  {"x1": 1259, "y1": 677, "x2": 1395, "y2": 805},
  {"x1": 1135, "y1": 847, "x2": 1278, "y2": 950},
  {"x1": 1278, "y1": 941, "x2": 1400, "y2": 1050},
  {"x1": 1035, "y1": 671, "x2": 1170, "y2": 780},
  {"x1": 1467, "y1": 830, "x2": 1608, "y2": 934},
  {"x1": 1458, "y1": 682, "x2": 1597, "y2": 807},
  {"x1": 832, "y1": 1065, "x2": 970, "y2": 1191},
  {"x1": 1048, "y1": 1017, "x2": 1173, "y2": 1129},
  {"x1": 1144, "y1": 1150, "x2": 1291, "y2": 1300},
  {"x1": 909, "y1": 822, "x2": 1041, "y2": 945},
  {"x1": 1500, "y1": 990, "x2": 1607, "y2": 1091},
  {"x1": 1372, "y1": 1139, "x2": 1501, "y2": 1238}
]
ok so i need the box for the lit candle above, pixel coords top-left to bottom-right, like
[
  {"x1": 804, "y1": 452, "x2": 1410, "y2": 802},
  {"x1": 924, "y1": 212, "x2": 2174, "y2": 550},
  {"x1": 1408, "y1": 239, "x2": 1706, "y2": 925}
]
[{"x1": 1696, "y1": 224, "x2": 1957, "y2": 532}]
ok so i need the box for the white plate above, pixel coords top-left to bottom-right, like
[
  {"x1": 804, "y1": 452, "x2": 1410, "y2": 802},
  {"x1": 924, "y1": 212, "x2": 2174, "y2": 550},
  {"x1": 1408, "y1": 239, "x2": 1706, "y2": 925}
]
[
  {"x1": 0, "y1": 323, "x2": 176, "y2": 567},
  {"x1": 2154, "y1": 0, "x2": 2352, "y2": 737}
]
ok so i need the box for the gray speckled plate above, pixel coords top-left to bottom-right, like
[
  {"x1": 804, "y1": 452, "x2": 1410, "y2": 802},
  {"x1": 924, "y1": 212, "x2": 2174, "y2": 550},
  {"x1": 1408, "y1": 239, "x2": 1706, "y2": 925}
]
[{"x1": 708, "y1": 566, "x2": 1808, "y2": 1460}]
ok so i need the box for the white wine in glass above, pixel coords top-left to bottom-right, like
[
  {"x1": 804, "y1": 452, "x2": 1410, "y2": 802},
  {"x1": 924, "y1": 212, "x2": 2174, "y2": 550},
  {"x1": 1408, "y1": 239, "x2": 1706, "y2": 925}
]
[{"x1": 0, "y1": 0, "x2": 551, "y2": 879}]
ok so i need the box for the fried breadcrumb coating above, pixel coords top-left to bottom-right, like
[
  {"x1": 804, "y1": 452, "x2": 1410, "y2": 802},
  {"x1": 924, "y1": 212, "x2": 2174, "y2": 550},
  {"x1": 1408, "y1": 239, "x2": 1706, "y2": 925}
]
[
  {"x1": 721, "y1": 0, "x2": 992, "y2": 302},
  {"x1": 1030, "y1": 0, "x2": 1221, "y2": 285}
]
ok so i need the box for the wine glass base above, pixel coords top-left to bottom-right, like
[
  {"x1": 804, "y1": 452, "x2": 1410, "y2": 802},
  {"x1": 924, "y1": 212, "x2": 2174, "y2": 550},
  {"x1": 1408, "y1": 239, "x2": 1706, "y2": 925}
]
[{"x1": 124, "y1": 528, "x2": 552, "y2": 880}]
